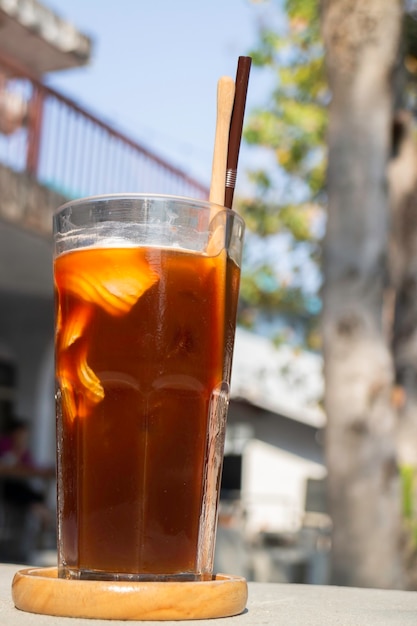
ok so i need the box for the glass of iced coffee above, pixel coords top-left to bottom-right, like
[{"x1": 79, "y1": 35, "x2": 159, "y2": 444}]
[{"x1": 53, "y1": 194, "x2": 244, "y2": 582}]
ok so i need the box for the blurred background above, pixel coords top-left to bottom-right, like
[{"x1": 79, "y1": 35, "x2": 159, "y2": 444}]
[{"x1": 0, "y1": 0, "x2": 416, "y2": 591}]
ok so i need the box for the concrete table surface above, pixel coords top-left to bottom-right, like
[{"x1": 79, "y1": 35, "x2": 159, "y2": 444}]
[{"x1": 1, "y1": 564, "x2": 417, "y2": 625}]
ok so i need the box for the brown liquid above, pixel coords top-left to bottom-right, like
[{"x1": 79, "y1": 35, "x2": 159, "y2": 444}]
[{"x1": 54, "y1": 245, "x2": 239, "y2": 579}]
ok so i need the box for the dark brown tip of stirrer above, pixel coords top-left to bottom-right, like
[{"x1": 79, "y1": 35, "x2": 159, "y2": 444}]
[{"x1": 224, "y1": 56, "x2": 252, "y2": 210}]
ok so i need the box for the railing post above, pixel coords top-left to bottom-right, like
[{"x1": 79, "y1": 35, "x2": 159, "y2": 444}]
[{"x1": 26, "y1": 86, "x2": 44, "y2": 177}]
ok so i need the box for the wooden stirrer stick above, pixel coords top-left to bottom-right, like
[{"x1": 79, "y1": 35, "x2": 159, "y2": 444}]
[{"x1": 209, "y1": 76, "x2": 235, "y2": 208}]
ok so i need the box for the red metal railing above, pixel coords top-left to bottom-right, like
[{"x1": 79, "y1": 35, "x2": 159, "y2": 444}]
[{"x1": 0, "y1": 52, "x2": 209, "y2": 201}]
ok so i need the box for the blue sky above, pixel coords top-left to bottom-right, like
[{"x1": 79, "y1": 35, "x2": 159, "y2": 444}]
[
  {"x1": 40, "y1": 1, "x2": 322, "y2": 334},
  {"x1": 43, "y1": 0, "x2": 280, "y2": 190}
]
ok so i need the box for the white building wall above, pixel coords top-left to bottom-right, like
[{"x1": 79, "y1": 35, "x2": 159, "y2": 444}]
[{"x1": 242, "y1": 439, "x2": 327, "y2": 537}]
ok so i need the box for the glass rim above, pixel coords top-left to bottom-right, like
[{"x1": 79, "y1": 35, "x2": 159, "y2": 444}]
[{"x1": 54, "y1": 193, "x2": 244, "y2": 224}]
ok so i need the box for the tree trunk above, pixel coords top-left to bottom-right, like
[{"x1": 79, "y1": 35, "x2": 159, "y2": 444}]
[
  {"x1": 389, "y1": 110, "x2": 417, "y2": 588},
  {"x1": 321, "y1": 0, "x2": 404, "y2": 588}
]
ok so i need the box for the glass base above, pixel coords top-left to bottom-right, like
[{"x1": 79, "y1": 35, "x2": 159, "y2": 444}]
[{"x1": 58, "y1": 566, "x2": 212, "y2": 582}]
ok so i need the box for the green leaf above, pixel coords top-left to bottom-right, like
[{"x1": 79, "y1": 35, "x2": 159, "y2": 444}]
[{"x1": 239, "y1": 0, "x2": 325, "y2": 348}]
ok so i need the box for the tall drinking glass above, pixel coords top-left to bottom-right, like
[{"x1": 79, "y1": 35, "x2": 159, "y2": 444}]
[{"x1": 53, "y1": 194, "x2": 244, "y2": 582}]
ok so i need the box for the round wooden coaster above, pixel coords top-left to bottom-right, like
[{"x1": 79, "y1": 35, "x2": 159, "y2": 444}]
[{"x1": 12, "y1": 567, "x2": 248, "y2": 621}]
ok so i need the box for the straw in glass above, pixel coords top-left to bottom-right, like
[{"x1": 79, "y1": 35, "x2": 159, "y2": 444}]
[{"x1": 224, "y1": 56, "x2": 252, "y2": 210}]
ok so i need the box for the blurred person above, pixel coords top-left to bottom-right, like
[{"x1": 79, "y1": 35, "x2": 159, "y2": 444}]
[{"x1": 0, "y1": 417, "x2": 55, "y2": 560}]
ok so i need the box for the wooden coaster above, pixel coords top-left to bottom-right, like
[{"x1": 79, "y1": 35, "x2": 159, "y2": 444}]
[{"x1": 12, "y1": 566, "x2": 248, "y2": 621}]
